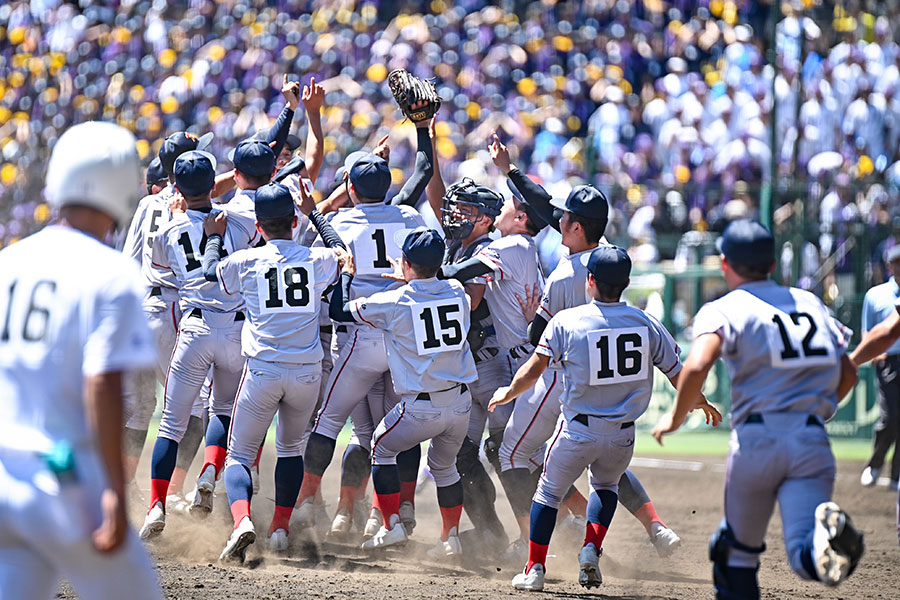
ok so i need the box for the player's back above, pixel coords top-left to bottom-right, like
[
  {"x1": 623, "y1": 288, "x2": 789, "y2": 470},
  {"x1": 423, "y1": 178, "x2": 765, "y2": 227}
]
[
  {"x1": 0, "y1": 226, "x2": 154, "y2": 453},
  {"x1": 218, "y1": 240, "x2": 338, "y2": 364},
  {"x1": 328, "y1": 202, "x2": 425, "y2": 299},
  {"x1": 538, "y1": 248, "x2": 593, "y2": 319},
  {"x1": 152, "y1": 207, "x2": 257, "y2": 313},
  {"x1": 225, "y1": 188, "x2": 311, "y2": 246},
  {"x1": 693, "y1": 280, "x2": 847, "y2": 424},
  {"x1": 123, "y1": 190, "x2": 180, "y2": 291}
]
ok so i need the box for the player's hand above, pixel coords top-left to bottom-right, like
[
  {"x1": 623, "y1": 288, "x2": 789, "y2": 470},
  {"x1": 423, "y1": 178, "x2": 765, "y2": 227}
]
[
  {"x1": 92, "y1": 488, "x2": 128, "y2": 554},
  {"x1": 651, "y1": 412, "x2": 682, "y2": 446},
  {"x1": 488, "y1": 386, "x2": 513, "y2": 412},
  {"x1": 515, "y1": 283, "x2": 540, "y2": 322},
  {"x1": 168, "y1": 192, "x2": 186, "y2": 215},
  {"x1": 380, "y1": 257, "x2": 406, "y2": 282},
  {"x1": 410, "y1": 100, "x2": 431, "y2": 127},
  {"x1": 296, "y1": 177, "x2": 316, "y2": 215},
  {"x1": 489, "y1": 130, "x2": 513, "y2": 174},
  {"x1": 373, "y1": 134, "x2": 390, "y2": 161},
  {"x1": 691, "y1": 395, "x2": 722, "y2": 427},
  {"x1": 204, "y1": 211, "x2": 227, "y2": 237},
  {"x1": 282, "y1": 74, "x2": 301, "y2": 110},
  {"x1": 302, "y1": 76, "x2": 325, "y2": 112},
  {"x1": 337, "y1": 249, "x2": 356, "y2": 275}
]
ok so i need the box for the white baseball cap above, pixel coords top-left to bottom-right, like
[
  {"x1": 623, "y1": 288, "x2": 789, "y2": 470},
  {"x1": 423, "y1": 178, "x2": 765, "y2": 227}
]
[{"x1": 45, "y1": 121, "x2": 142, "y2": 227}]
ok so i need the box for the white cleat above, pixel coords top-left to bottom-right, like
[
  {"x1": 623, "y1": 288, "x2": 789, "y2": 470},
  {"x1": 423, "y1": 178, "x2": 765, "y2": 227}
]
[
  {"x1": 399, "y1": 501, "x2": 416, "y2": 535},
  {"x1": 578, "y1": 543, "x2": 603, "y2": 588},
  {"x1": 166, "y1": 493, "x2": 191, "y2": 515},
  {"x1": 502, "y1": 537, "x2": 529, "y2": 564},
  {"x1": 220, "y1": 517, "x2": 256, "y2": 563},
  {"x1": 511, "y1": 563, "x2": 545, "y2": 591},
  {"x1": 361, "y1": 518, "x2": 408, "y2": 550},
  {"x1": 189, "y1": 466, "x2": 216, "y2": 518},
  {"x1": 427, "y1": 528, "x2": 462, "y2": 559},
  {"x1": 293, "y1": 498, "x2": 317, "y2": 530},
  {"x1": 139, "y1": 502, "x2": 166, "y2": 540},
  {"x1": 352, "y1": 495, "x2": 370, "y2": 532},
  {"x1": 268, "y1": 528, "x2": 289, "y2": 552},
  {"x1": 813, "y1": 502, "x2": 865, "y2": 586},
  {"x1": 363, "y1": 507, "x2": 382, "y2": 539},
  {"x1": 860, "y1": 467, "x2": 879, "y2": 487},
  {"x1": 650, "y1": 522, "x2": 682, "y2": 558},
  {"x1": 330, "y1": 508, "x2": 353, "y2": 535}
]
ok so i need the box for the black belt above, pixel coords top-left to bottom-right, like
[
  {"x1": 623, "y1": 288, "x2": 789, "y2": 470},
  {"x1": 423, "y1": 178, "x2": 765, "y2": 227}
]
[
  {"x1": 149, "y1": 286, "x2": 162, "y2": 297},
  {"x1": 509, "y1": 343, "x2": 534, "y2": 360},
  {"x1": 572, "y1": 414, "x2": 634, "y2": 429},
  {"x1": 320, "y1": 325, "x2": 332, "y2": 334},
  {"x1": 189, "y1": 308, "x2": 245, "y2": 322},
  {"x1": 745, "y1": 413, "x2": 822, "y2": 428},
  {"x1": 335, "y1": 325, "x2": 348, "y2": 333},
  {"x1": 474, "y1": 347, "x2": 500, "y2": 364},
  {"x1": 415, "y1": 383, "x2": 467, "y2": 401}
]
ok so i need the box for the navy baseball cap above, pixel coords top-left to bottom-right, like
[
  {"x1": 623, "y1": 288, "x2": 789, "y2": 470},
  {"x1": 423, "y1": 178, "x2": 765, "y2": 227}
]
[
  {"x1": 349, "y1": 153, "x2": 392, "y2": 200},
  {"x1": 717, "y1": 219, "x2": 775, "y2": 268},
  {"x1": 285, "y1": 134, "x2": 302, "y2": 152},
  {"x1": 394, "y1": 227, "x2": 445, "y2": 268},
  {"x1": 587, "y1": 245, "x2": 631, "y2": 286},
  {"x1": 273, "y1": 155, "x2": 306, "y2": 183},
  {"x1": 173, "y1": 150, "x2": 217, "y2": 197},
  {"x1": 506, "y1": 178, "x2": 554, "y2": 231},
  {"x1": 159, "y1": 131, "x2": 213, "y2": 176},
  {"x1": 229, "y1": 139, "x2": 276, "y2": 177},
  {"x1": 146, "y1": 157, "x2": 168, "y2": 187},
  {"x1": 550, "y1": 185, "x2": 609, "y2": 222},
  {"x1": 254, "y1": 183, "x2": 296, "y2": 219}
]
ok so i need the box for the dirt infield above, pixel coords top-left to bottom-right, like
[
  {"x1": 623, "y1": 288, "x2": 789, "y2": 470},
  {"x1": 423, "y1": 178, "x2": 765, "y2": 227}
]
[{"x1": 64, "y1": 445, "x2": 900, "y2": 599}]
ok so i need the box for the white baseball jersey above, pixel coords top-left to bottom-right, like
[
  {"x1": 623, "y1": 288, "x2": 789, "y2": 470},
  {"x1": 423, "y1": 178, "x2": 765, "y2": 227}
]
[
  {"x1": 537, "y1": 300, "x2": 682, "y2": 423},
  {"x1": 475, "y1": 233, "x2": 544, "y2": 349},
  {"x1": 121, "y1": 186, "x2": 180, "y2": 297},
  {"x1": 536, "y1": 248, "x2": 593, "y2": 321},
  {"x1": 450, "y1": 236, "x2": 500, "y2": 351},
  {"x1": 216, "y1": 239, "x2": 338, "y2": 363},
  {"x1": 226, "y1": 188, "x2": 312, "y2": 246},
  {"x1": 325, "y1": 203, "x2": 425, "y2": 301},
  {"x1": 349, "y1": 277, "x2": 478, "y2": 395},
  {"x1": 0, "y1": 226, "x2": 156, "y2": 453},
  {"x1": 150, "y1": 207, "x2": 258, "y2": 313},
  {"x1": 692, "y1": 280, "x2": 849, "y2": 425}
]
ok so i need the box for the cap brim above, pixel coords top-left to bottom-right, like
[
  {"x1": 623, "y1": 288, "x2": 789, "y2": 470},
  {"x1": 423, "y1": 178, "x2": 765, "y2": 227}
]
[
  {"x1": 549, "y1": 197, "x2": 567, "y2": 212},
  {"x1": 715, "y1": 236, "x2": 724, "y2": 255},
  {"x1": 227, "y1": 147, "x2": 236, "y2": 163},
  {"x1": 273, "y1": 155, "x2": 306, "y2": 182},
  {"x1": 196, "y1": 132, "x2": 214, "y2": 151},
  {"x1": 393, "y1": 228, "x2": 416, "y2": 249},
  {"x1": 506, "y1": 179, "x2": 524, "y2": 202},
  {"x1": 344, "y1": 150, "x2": 369, "y2": 173}
]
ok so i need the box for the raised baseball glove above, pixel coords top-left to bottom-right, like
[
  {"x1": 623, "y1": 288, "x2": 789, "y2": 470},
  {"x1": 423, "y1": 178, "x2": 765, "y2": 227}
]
[{"x1": 388, "y1": 68, "x2": 441, "y2": 122}]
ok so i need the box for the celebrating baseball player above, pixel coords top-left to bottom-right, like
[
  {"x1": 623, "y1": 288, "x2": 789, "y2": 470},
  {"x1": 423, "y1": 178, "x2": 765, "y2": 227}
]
[
  {"x1": 0, "y1": 122, "x2": 162, "y2": 598},
  {"x1": 140, "y1": 150, "x2": 259, "y2": 539},
  {"x1": 490, "y1": 245, "x2": 710, "y2": 591},
  {"x1": 653, "y1": 219, "x2": 864, "y2": 598},
  {"x1": 330, "y1": 227, "x2": 477, "y2": 556}
]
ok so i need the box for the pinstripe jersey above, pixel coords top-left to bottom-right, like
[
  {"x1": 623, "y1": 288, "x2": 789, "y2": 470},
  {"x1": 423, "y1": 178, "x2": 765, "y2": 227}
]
[
  {"x1": 537, "y1": 301, "x2": 681, "y2": 423},
  {"x1": 122, "y1": 185, "x2": 180, "y2": 295},
  {"x1": 692, "y1": 280, "x2": 850, "y2": 425},
  {"x1": 536, "y1": 248, "x2": 593, "y2": 321},
  {"x1": 226, "y1": 188, "x2": 313, "y2": 247}
]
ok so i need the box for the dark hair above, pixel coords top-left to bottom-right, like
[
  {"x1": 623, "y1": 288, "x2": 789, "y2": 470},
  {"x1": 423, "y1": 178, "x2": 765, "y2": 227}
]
[
  {"x1": 512, "y1": 198, "x2": 542, "y2": 236},
  {"x1": 237, "y1": 170, "x2": 271, "y2": 189},
  {"x1": 594, "y1": 281, "x2": 627, "y2": 302},
  {"x1": 569, "y1": 214, "x2": 607, "y2": 244},
  {"x1": 182, "y1": 192, "x2": 211, "y2": 205},
  {"x1": 729, "y1": 260, "x2": 771, "y2": 281},
  {"x1": 258, "y1": 215, "x2": 294, "y2": 238},
  {"x1": 404, "y1": 258, "x2": 440, "y2": 278}
]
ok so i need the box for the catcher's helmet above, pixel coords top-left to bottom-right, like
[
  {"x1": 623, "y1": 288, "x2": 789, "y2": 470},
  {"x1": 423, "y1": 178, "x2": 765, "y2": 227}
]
[{"x1": 441, "y1": 178, "x2": 504, "y2": 242}]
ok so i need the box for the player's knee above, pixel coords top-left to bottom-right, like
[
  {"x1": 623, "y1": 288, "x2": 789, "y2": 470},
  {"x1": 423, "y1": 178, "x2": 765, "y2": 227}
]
[
  {"x1": 709, "y1": 520, "x2": 764, "y2": 599},
  {"x1": 430, "y1": 464, "x2": 460, "y2": 488},
  {"x1": 533, "y1": 478, "x2": 564, "y2": 510}
]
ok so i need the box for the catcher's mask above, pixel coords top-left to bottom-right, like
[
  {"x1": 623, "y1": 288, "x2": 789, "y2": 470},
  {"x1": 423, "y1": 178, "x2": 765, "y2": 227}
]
[{"x1": 440, "y1": 178, "x2": 504, "y2": 242}]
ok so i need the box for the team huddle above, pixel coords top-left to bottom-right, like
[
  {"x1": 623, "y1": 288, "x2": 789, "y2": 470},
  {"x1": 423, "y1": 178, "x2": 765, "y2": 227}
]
[{"x1": 0, "y1": 69, "x2": 869, "y2": 600}]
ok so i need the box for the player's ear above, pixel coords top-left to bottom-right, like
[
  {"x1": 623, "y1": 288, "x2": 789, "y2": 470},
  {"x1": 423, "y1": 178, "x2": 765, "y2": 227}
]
[
  {"x1": 256, "y1": 222, "x2": 264, "y2": 236},
  {"x1": 291, "y1": 215, "x2": 298, "y2": 228}
]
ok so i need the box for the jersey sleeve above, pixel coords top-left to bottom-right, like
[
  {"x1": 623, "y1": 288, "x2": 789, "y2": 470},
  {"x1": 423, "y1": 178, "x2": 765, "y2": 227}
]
[
  {"x1": 861, "y1": 288, "x2": 876, "y2": 332},
  {"x1": 475, "y1": 235, "x2": 521, "y2": 281},
  {"x1": 83, "y1": 263, "x2": 157, "y2": 376},
  {"x1": 692, "y1": 301, "x2": 733, "y2": 352},
  {"x1": 536, "y1": 272, "x2": 564, "y2": 321},
  {"x1": 313, "y1": 248, "x2": 340, "y2": 292},
  {"x1": 401, "y1": 206, "x2": 427, "y2": 229},
  {"x1": 348, "y1": 289, "x2": 397, "y2": 330},
  {"x1": 646, "y1": 313, "x2": 682, "y2": 377},
  {"x1": 121, "y1": 198, "x2": 147, "y2": 264},
  {"x1": 536, "y1": 314, "x2": 565, "y2": 362},
  {"x1": 216, "y1": 254, "x2": 242, "y2": 296}
]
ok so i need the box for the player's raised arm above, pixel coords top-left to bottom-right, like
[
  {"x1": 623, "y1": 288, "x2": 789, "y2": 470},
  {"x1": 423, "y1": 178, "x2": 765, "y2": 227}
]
[
  {"x1": 423, "y1": 117, "x2": 446, "y2": 217},
  {"x1": 389, "y1": 103, "x2": 435, "y2": 207},
  {"x1": 302, "y1": 76, "x2": 325, "y2": 184},
  {"x1": 295, "y1": 176, "x2": 347, "y2": 250},
  {"x1": 201, "y1": 212, "x2": 228, "y2": 282},
  {"x1": 329, "y1": 251, "x2": 357, "y2": 322},
  {"x1": 851, "y1": 308, "x2": 900, "y2": 366},
  {"x1": 489, "y1": 131, "x2": 559, "y2": 233},
  {"x1": 257, "y1": 74, "x2": 301, "y2": 159}
]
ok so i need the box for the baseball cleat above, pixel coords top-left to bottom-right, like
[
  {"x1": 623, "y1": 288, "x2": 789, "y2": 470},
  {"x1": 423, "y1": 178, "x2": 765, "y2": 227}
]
[
  {"x1": 363, "y1": 507, "x2": 382, "y2": 539},
  {"x1": 314, "y1": 500, "x2": 331, "y2": 537},
  {"x1": 293, "y1": 498, "x2": 317, "y2": 530},
  {"x1": 859, "y1": 467, "x2": 878, "y2": 487},
  {"x1": 139, "y1": 502, "x2": 166, "y2": 540},
  {"x1": 813, "y1": 502, "x2": 864, "y2": 586},
  {"x1": 189, "y1": 466, "x2": 216, "y2": 518},
  {"x1": 511, "y1": 563, "x2": 545, "y2": 591},
  {"x1": 268, "y1": 528, "x2": 289, "y2": 552},
  {"x1": 502, "y1": 537, "x2": 529, "y2": 564},
  {"x1": 361, "y1": 520, "x2": 408, "y2": 550},
  {"x1": 650, "y1": 522, "x2": 682, "y2": 558},
  {"x1": 220, "y1": 517, "x2": 256, "y2": 564},
  {"x1": 330, "y1": 508, "x2": 353, "y2": 535},
  {"x1": 352, "y1": 495, "x2": 370, "y2": 532},
  {"x1": 427, "y1": 528, "x2": 462, "y2": 559},
  {"x1": 166, "y1": 492, "x2": 191, "y2": 516},
  {"x1": 399, "y1": 501, "x2": 416, "y2": 535},
  {"x1": 578, "y1": 543, "x2": 603, "y2": 588}
]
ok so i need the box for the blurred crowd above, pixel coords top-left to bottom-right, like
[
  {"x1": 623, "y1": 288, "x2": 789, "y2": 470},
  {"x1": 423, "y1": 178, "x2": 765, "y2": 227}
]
[{"x1": 1, "y1": 0, "x2": 899, "y2": 279}]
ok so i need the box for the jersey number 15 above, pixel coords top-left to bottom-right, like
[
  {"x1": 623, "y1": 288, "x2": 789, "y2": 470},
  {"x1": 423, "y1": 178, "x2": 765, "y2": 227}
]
[{"x1": 412, "y1": 300, "x2": 465, "y2": 356}]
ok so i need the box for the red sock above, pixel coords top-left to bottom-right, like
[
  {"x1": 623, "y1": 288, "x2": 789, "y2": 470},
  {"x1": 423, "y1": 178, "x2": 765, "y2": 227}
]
[
  {"x1": 230, "y1": 499, "x2": 250, "y2": 528},
  {"x1": 526, "y1": 541, "x2": 549, "y2": 572},
  {"x1": 252, "y1": 443, "x2": 264, "y2": 468},
  {"x1": 296, "y1": 473, "x2": 322, "y2": 507},
  {"x1": 563, "y1": 489, "x2": 588, "y2": 516},
  {"x1": 439, "y1": 505, "x2": 462, "y2": 540},
  {"x1": 634, "y1": 502, "x2": 664, "y2": 535},
  {"x1": 399, "y1": 480, "x2": 416, "y2": 506},
  {"x1": 376, "y1": 492, "x2": 400, "y2": 528},
  {"x1": 202, "y1": 445, "x2": 228, "y2": 478},
  {"x1": 269, "y1": 505, "x2": 293, "y2": 536},
  {"x1": 337, "y1": 485, "x2": 357, "y2": 513},
  {"x1": 150, "y1": 478, "x2": 170, "y2": 512},
  {"x1": 584, "y1": 521, "x2": 609, "y2": 549}
]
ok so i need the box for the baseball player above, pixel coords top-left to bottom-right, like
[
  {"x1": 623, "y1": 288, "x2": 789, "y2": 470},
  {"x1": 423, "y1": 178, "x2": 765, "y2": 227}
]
[
  {"x1": 199, "y1": 182, "x2": 344, "y2": 562},
  {"x1": 145, "y1": 157, "x2": 168, "y2": 196},
  {"x1": 330, "y1": 228, "x2": 477, "y2": 556},
  {"x1": 296, "y1": 110, "x2": 432, "y2": 535},
  {"x1": 140, "y1": 150, "x2": 259, "y2": 539},
  {"x1": 489, "y1": 245, "x2": 706, "y2": 591},
  {"x1": 654, "y1": 219, "x2": 864, "y2": 597},
  {"x1": 497, "y1": 170, "x2": 692, "y2": 557},
  {"x1": 0, "y1": 122, "x2": 161, "y2": 598}
]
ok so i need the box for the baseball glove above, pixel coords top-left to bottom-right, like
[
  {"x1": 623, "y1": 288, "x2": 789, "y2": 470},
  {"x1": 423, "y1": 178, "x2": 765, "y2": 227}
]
[{"x1": 388, "y1": 68, "x2": 441, "y2": 122}]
